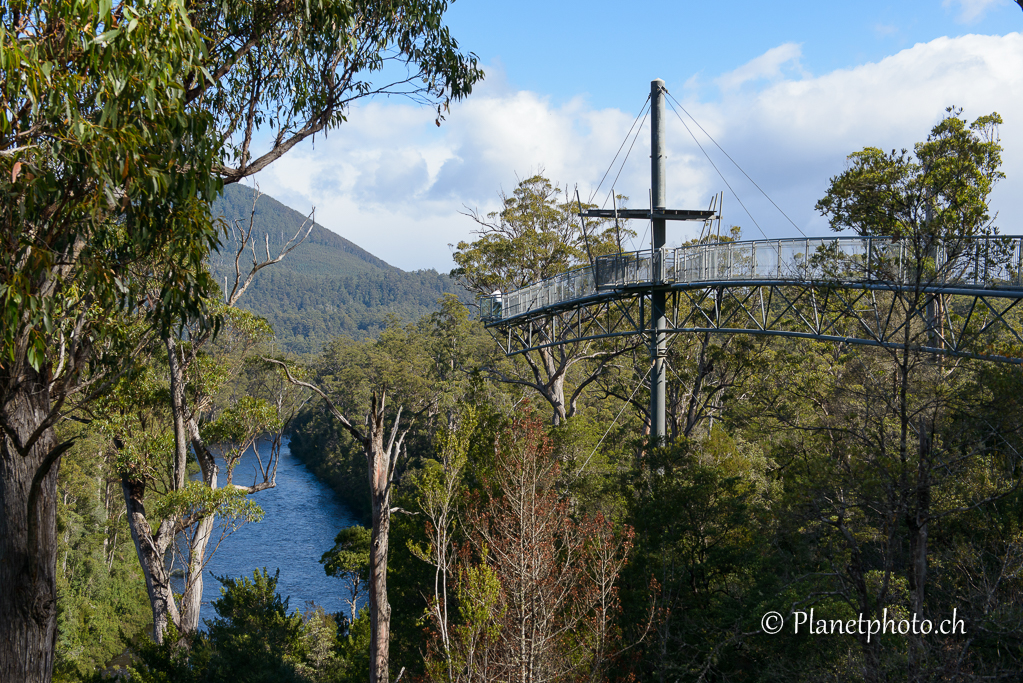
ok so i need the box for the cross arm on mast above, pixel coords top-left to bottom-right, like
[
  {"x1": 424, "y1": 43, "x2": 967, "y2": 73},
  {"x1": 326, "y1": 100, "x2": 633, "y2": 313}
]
[{"x1": 579, "y1": 208, "x2": 716, "y2": 221}]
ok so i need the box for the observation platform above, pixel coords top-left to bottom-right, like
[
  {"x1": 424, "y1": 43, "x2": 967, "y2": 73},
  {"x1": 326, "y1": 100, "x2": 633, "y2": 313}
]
[{"x1": 480, "y1": 235, "x2": 1023, "y2": 363}]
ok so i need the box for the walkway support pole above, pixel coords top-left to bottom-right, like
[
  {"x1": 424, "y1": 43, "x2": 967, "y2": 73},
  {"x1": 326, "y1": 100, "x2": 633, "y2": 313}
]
[{"x1": 650, "y1": 79, "x2": 667, "y2": 443}]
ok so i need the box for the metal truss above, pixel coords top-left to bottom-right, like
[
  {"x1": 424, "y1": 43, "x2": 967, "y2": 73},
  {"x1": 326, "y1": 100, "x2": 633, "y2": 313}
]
[
  {"x1": 493, "y1": 292, "x2": 646, "y2": 356},
  {"x1": 490, "y1": 282, "x2": 1023, "y2": 364}
]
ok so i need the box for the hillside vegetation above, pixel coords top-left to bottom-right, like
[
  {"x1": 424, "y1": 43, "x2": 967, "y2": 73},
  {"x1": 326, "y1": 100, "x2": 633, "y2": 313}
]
[{"x1": 210, "y1": 184, "x2": 470, "y2": 354}]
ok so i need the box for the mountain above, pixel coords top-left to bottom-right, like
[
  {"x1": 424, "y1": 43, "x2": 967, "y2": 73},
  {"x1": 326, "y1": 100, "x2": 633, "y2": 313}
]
[{"x1": 210, "y1": 184, "x2": 469, "y2": 354}]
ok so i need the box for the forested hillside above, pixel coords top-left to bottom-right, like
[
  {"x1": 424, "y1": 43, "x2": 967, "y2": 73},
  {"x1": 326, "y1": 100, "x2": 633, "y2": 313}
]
[{"x1": 210, "y1": 184, "x2": 470, "y2": 354}]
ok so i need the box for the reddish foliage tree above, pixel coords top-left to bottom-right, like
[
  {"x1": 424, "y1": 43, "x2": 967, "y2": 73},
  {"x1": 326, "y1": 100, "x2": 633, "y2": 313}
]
[{"x1": 427, "y1": 415, "x2": 634, "y2": 682}]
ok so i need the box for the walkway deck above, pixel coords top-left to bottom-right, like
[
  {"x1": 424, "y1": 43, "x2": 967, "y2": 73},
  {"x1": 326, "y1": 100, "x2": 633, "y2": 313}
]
[{"x1": 481, "y1": 236, "x2": 1023, "y2": 325}]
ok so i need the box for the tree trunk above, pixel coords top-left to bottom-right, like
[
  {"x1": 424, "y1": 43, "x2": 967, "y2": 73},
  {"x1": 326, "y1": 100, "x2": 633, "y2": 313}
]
[
  {"x1": 906, "y1": 420, "x2": 932, "y2": 682},
  {"x1": 179, "y1": 408, "x2": 220, "y2": 635},
  {"x1": 166, "y1": 337, "x2": 189, "y2": 493},
  {"x1": 179, "y1": 514, "x2": 215, "y2": 633},
  {"x1": 122, "y1": 477, "x2": 179, "y2": 643},
  {"x1": 539, "y1": 348, "x2": 566, "y2": 426},
  {"x1": 369, "y1": 483, "x2": 392, "y2": 683},
  {"x1": 264, "y1": 363, "x2": 406, "y2": 683},
  {"x1": 119, "y1": 336, "x2": 194, "y2": 644},
  {"x1": 548, "y1": 374, "x2": 566, "y2": 427},
  {"x1": 909, "y1": 419, "x2": 932, "y2": 617},
  {"x1": 368, "y1": 399, "x2": 392, "y2": 683},
  {"x1": 0, "y1": 375, "x2": 62, "y2": 683}
]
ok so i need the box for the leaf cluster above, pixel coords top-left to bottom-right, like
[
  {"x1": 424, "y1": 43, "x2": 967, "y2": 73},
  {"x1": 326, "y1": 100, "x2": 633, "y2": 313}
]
[
  {"x1": 816, "y1": 108, "x2": 1004, "y2": 240},
  {"x1": 451, "y1": 174, "x2": 634, "y2": 294},
  {"x1": 2, "y1": 0, "x2": 224, "y2": 377}
]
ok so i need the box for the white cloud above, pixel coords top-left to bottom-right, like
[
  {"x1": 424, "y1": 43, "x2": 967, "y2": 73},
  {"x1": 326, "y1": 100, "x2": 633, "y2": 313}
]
[
  {"x1": 255, "y1": 83, "x2": 648, "y2": 269},
  {"x1": 716, "y1": 43, "x2": 806, "y2": 90},
  {"x1": 944, "y1": 0, "x2": 1008, "y2": 23},
  {"x1": 697, "y1": 33, "x2": 1023, "y2": 237},
  {"x1": 253, "y1": 33, "x2": 1023, "y2": 271}
]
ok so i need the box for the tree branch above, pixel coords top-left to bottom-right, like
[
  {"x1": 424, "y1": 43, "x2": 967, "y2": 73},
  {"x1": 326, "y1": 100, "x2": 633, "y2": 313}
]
[
  {"x1": 225, "y1": 186, "x2": 315, "y2": 307},
  {"x1": 262, "y1": 357, "x2": 367, "y2": 444}
]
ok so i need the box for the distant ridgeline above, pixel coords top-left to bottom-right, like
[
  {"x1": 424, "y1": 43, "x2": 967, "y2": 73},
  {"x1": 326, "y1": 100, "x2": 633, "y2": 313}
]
[{"x1": 210, "y1": 184, "x2": 469, "y2": 354}]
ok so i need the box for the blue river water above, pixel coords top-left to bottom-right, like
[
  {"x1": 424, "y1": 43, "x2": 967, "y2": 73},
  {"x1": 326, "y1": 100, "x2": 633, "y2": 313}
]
[{"x1": 194, "y1": 437, "x2": 357, "y2": 619}]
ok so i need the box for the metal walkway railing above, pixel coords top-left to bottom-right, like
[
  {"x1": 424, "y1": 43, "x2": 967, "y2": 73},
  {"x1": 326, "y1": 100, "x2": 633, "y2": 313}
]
[{"x1": 480, "y1": 236, "x2": 1023, "y2": 324}]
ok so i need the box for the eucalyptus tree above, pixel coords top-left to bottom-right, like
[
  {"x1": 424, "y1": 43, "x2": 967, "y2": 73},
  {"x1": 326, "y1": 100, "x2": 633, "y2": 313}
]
[
  {"x1": 134, "y1": 192, "x2": 315, "y2": 642},
  {"x1": 104, "y1": 314, "x2": 280, "y2": 643},
  {"x1": 117, "y1": 299, "x2": 307, "y2": 644},
  {"x1": 453, "y1": 175, "x2": 640, "y2": 425},
  {"x1": 1, "y1": 4, "x2": 220, "y2": 680},
  {"x1": 2, "y1": 0, "x2": 482, "y2": 679},
  {"x1": 185, "y1": 0, "x2": 484, "y2": 184},
  {"x1": 266, "y1": 359, "x2": 411, "y2": 683},
  {"x1": 761, "y1": 108, "x2": 1023, "y2": 681}
]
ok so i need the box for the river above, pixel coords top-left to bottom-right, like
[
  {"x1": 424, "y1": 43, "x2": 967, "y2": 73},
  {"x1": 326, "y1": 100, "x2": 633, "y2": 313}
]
[{"x1": 194, "y1": 437, "x2": 357, "y2": 619}]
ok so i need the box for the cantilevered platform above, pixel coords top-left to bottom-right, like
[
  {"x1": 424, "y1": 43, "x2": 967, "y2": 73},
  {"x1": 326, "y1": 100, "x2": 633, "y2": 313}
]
[{"x1": 480, "y1": 235, "x2": 1023, "y2": 363}]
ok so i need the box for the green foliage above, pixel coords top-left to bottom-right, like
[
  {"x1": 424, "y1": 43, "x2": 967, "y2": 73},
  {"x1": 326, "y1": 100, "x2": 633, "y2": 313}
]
[
  {"x1": 407, "y1": 406, "x2": 476, "y2": 556},
  {"x1": 1, "y1": 0, "x2": 223, "y2": 373},
  {"x1": 128, "y1": 569, "x2": 371, "y2": 683},
  {"x1": 816, "y1": 108, "x2": 1003, "y2": 239},
  {"x1": 321, "y1": 526, "x2": 371, "y2": 582},
  {"x1": 321, "y1": 525, "x2": 371, "y2": 623},
  {"x1": 296, "y1": 606, "x2": 371, "y2": 683},
  {"x1": 289, "y1": 297, "x2": 503, "y2": 523},
  {"x1": 451, "y1": 174, "x2": 632, "y2": 293},
  {"x1": 151, "y1": 481, "x2": 264, "y2": 530},
  {"x1": 202, "y1": 396, "x2": 283, "y2": 451},
  {"x1": 454, "y1": 563, "x2": 504, "y2": 640},
  {"x1": 190, "y1": 0, "x2": 483, "y2": 177},
  {"x1": 441, "y1": 562, "x2": 504, "y2": 678},
  {"x1": 333, "y1": 609, "x2": 372, "y2": 683},
  {"x1": 52, "y1": 430, "x2": 152, "y2": 681},
  {"x1": 128, "y1": 622, "x2": 207, "y2": 683},
  {"x1": 620, "y1": 437, "x2": 782, "y2": 681},
  {"x1": 201, "y1": 569, "x2": 307, "y2": 683}
]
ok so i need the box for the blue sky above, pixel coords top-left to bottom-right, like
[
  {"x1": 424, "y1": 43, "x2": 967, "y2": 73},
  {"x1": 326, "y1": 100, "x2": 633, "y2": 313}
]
[
  {"x1": 253, "y1": 0, "x2": 1023, "y2": 271},
  {"x1": 443, "y1": 0, "x2": 1019, "y2": 108}
]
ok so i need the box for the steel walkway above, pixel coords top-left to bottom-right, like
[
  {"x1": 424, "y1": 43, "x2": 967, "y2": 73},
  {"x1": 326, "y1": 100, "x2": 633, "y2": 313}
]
[{"x1": 480, "y1": 235, "x2": 1023, "y2": 363}]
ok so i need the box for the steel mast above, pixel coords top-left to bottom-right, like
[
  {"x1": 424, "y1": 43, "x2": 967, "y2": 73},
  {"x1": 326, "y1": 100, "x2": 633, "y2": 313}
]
[{"x1": 650, "y1": 79, "x2": 667, "y2": 444}]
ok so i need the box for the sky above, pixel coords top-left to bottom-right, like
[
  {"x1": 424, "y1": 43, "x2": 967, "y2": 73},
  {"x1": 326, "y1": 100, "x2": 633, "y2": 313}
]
[{"x1": 251, "y1": 0, "x2": 1023, "y2": 272}]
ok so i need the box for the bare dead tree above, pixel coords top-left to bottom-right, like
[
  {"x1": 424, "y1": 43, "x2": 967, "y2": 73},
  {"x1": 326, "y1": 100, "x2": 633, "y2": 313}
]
[
  {"x1": 223, "y1": 185, "x2": 315, "y2": 307},
  {"x1": 264, "y1": 358, "x2": 410, "y2": 683}
]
